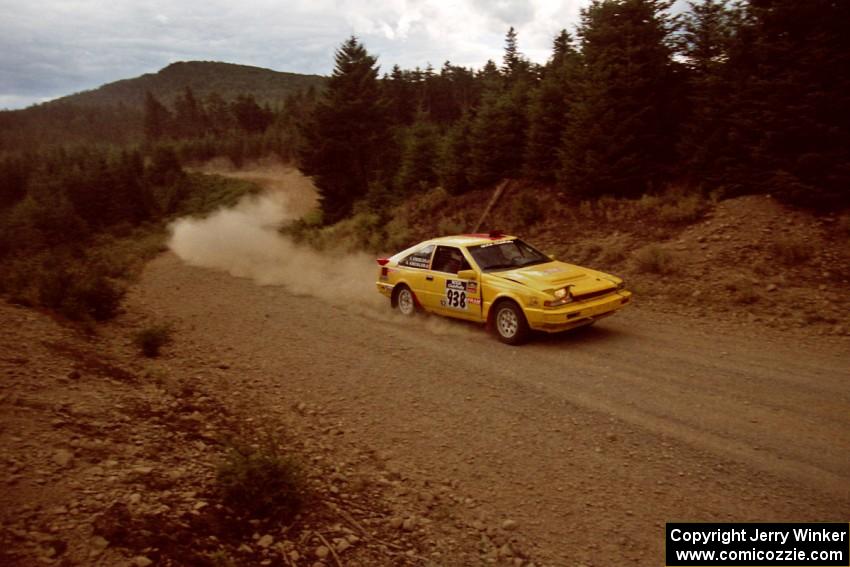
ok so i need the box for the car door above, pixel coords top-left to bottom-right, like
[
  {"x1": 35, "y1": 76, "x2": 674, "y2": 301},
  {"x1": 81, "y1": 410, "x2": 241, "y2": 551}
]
[
  {"x1": 396, "y1": 244, "x2": 435, "y2": 309},
  {"x1": 426, "y1": 245, "x2": 483, "y2": 321}
]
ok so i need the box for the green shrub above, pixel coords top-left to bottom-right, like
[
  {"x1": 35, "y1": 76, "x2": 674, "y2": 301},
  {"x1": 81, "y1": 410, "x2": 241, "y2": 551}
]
[
  {"x1": 513, "y1": 193, "x2": 544, "y2": 227},
  {"x1": 11, "y1": 251, "x2": 129, "y2": 322},
  {"x1": 633, "y1": 245, "x2": 679, "y2": 274},
  {"x1": 657, "y1": 193, "x2": 707, "y2": 224},
  {"x1": 437, "y1": 217, "x2": 465, "y2": 236},
  {"x1": 638, "y1": 188, "x2": 707, "y2": 224},
  {"x1": 217, "y1": 444, "x2": 305, "y2": 520},
  {"x1": 134, "y1": 323, "x2": 174, "y2": 357},
  {"x1": 598, "y1": 240, "x2": 629, "y2": 266},
  {"x1": 383, "y1": 216, "x2": 413, "y2": 251},
  {"x1": 415, "y1": 186, "x2": 449, "y2": 213}
]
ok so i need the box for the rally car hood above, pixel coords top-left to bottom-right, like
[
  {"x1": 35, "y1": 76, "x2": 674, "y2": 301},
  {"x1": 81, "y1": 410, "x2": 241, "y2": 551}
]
[{"x1": 490, "y1": 261, "x2": 618, "y2": 295}]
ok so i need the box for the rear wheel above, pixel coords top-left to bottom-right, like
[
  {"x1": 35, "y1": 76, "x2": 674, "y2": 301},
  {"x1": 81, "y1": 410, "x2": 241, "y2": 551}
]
[
  {"x1": 493, "y1": 301, "x2": 529, "y2": 345},
  {"x1": 395, "y1": 285, "x2": 417, "y2": 316}
]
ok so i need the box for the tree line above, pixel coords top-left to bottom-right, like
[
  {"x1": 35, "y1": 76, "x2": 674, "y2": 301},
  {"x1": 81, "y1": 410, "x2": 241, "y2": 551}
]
[{"x1": 298, "y1": 0, "x2": 850, "y2": 223}]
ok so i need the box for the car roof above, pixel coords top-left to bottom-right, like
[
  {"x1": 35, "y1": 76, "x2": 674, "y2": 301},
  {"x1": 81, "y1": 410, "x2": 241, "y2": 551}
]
[{"x1": 425, "y1": 234, "x2": 517, "y2": 248}]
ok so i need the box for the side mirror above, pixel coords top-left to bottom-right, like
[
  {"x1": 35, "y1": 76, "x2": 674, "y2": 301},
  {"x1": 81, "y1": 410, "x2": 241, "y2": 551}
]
[
  {"x1": 548, "y1": 254, "x2": 558, "y2": 261},
  {"x1": 457, "y1": 269, "x2": 477, "y2": 281}
]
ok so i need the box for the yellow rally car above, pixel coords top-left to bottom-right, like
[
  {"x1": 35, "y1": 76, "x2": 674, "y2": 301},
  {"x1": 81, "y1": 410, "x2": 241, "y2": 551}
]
[{"x1": 375, "y1": 232, "x2": 632, "y2": 344}]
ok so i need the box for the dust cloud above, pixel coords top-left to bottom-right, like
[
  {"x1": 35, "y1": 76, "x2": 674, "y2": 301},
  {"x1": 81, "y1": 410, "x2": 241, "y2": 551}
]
[
  {"x1": 167, "y1": 165, "x2": 476, "y2": 337},
  {"x1": 168, "y1": 165, "x2": 380, "y2": 308}
]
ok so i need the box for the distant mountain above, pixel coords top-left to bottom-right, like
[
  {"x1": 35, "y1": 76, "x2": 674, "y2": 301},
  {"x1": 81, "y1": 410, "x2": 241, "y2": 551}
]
[
  {"x1": 0, "y1": 61, "x2": 326, "y2": 152},
  {"x1": 53, "y1": 61, "x2": 326, "y2": 108}
]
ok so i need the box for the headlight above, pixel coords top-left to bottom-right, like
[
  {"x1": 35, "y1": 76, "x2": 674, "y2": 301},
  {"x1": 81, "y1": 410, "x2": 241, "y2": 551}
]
[{"x1": 545, "y1": 287, "x2": 573, "y2": 308}]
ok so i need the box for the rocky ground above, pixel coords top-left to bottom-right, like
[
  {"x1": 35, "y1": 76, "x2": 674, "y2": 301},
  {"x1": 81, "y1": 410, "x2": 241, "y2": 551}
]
[
  {"x1": 0, "y1": 301, "x2": 538, "y2": 566},
  {"x1": 2, "y1": 168, "x2": 848, "y2": 566}
]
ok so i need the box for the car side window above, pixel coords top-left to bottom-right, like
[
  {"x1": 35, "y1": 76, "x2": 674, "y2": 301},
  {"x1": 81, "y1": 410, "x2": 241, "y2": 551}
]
[
  {"x1": 431, "y1": 246, "x2": 471, "y2": 274},
  {"x1": 399, "y1": 244, "x2": 435, "y2": 269}
]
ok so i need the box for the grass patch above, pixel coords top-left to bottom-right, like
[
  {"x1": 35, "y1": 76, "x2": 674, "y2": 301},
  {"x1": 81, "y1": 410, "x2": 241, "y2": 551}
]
[
  {"x1": 437, "y1": 217, "x2": 465, "y2": 235},
  {"x1": 217, "y1": 443, "x2": 306, "y2": 520},
  {"x1": 633, "y1": 245, "x2": 679, "y2": 275},
  {"x1": 134, "y1": 323, "x2": 174, "y2": 357},
  {"x1": 512, "y1": 193, "x2": 544, "y2": 227},
  {"x1": 175, "y1": 173, "x2": 261, "y2": 219},
  {"x1": 599, "y1": 242, "x2": 628, "y2": 266},
  {"x1": 282, "y1": 205, "x2": 417, "y2": 254}
]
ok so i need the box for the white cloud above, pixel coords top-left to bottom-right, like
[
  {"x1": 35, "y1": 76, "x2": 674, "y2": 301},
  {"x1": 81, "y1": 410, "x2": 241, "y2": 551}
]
[{"x1": 0, "y1": 0, "x2": 681, "y2": 109}]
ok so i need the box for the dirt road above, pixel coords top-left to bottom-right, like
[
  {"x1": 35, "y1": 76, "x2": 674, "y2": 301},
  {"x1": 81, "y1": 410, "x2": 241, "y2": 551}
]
[{"x1": 128, "y1": 245, "x2": 850, "y2": 564}]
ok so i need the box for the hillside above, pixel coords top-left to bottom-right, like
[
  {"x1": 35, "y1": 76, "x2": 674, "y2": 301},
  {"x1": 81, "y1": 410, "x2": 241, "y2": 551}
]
[
  {"x1": 51, "y1": 61, "x2": 326, "y2": 109},
  {"x1": 0, "y1": 62, "x2": 325, "y2": 152}
]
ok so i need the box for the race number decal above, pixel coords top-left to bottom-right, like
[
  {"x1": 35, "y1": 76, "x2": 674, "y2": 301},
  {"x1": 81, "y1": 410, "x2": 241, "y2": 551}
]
[{"x1": 445, "y1": 280, "x2": 468, "y2": 310}]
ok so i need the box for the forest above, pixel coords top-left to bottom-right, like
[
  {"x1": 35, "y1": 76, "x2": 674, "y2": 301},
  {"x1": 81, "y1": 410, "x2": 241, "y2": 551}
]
[
  {"x1": 0, "y1": 0, "x2": 847, "y2": 321},
  {"x1": 296, "y1": 0, "x2": 849, "y2": 223}
]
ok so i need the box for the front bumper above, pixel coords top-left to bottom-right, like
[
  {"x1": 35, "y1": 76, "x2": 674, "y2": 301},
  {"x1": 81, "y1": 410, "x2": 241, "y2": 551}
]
[{"x1": 525, "y1": 290, "x2": 632, "y2": 333}]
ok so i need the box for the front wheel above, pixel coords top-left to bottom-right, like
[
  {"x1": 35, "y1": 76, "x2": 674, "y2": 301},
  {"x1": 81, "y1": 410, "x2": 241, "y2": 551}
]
[
  {"x1": 395, "y1": 286, "x2": 417, "y2": 316},
  {"x1": 493, "y1": 301, "x2": 529, "y2": 345}
]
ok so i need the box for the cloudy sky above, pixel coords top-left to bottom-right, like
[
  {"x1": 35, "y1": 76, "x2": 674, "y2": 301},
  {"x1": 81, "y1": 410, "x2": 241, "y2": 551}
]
[{"x1": 0, "y1": 0, "x2": 683, "y2": 110}]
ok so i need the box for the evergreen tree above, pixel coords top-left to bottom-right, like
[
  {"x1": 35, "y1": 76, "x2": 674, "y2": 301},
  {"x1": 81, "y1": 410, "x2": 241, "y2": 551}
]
[
  {"x1": 468, "y1": 28, "x2": 534, "y2": 186},
  {"x1": 438, "y1": 114, "x2": 473, "y2": 194},
  {"x1": 560, "y1": 0, "x2": 680, "y2": 198},
  {"x1": 174, "y1": 86, "x2": 206, "y2": 138},
  {"x1": 143, "y1": 92, "x2": 170, "y2": 142},
  {"x1": 502, "y1": 27, "x2": 522, "y2": 77},
  {"x1": 0, "y1": 154, "x2": 31, "y2": 209},
  {"x1": 205, "y1": 93, "x2": 234, "y2": 134},
  {"x1": 724, "y1": 0, "x2": 850, "y2": 207},
  {"x1": 298, "y1": 37, "x2": 390, "y2": 222},
  {"x1": 384, "y1": 65, "x2": 415, "y2": 125},
  {"x1": 231, "y1": 95, "x2": 273, "y2": 133},
  {"x1": 395, "y1": 114, "x2": 440, "y2": 194},
  {"x1": 524, "y1": 30, "x2": 581, "y2": 182},
  {"x1": 677, "y1": 0, "x2": 740, "y2": 189},
  {"x1": 468, "y1": 89, "x2": 526, "y2": 186}
]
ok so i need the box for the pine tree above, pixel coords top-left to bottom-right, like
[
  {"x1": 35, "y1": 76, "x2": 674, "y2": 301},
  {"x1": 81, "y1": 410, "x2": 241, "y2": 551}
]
[
  {"x1": 384, "y1": 65, "x2": 414, "y2": 126},
  {"x1": 468, "y1": 29, "x2": 534, "y2": 186},
  {"x1": 298, "y1": 37, "x2": 390, "y2": 223},
  {"x1": 174, "y1": 86, "x2": 206, "y2": 138},
  {"x1": 724, "y1": 0, "x2": 850, "y2": 207},
  {"x1": 231, "y1": 95, "x2": 273, "y2": 133},
  {"x1": 437, "y1": 115, "x2": 473, "y2": 194},
  {"x1": 395, "y1": 113, "x2": 440, "y2": 195},
  {"x1": 143, "y1": 92, "x2": 170, "y2": 143},
  {"x1": 677, "y1": 0, "x2": 740, "y2": 189},
  {"x1": 524, "y1": 30, "x2": 581, "y2": 183},
  {"x1": 559, "y1": 0, "x2": 680, "y2": 198},
  {"x1": 468, "y1": 90, "x2": 526, "y2": 186},
  {"x1": 502, "y1": 27, "x2": 521, "y2": 77}
]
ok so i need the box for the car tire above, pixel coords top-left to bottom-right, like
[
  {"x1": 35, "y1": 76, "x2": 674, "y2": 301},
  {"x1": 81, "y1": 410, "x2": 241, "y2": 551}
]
[
  {"x1": 394, "y1": 285, "x2": 417, "y2": 316},
  {"x1": 493, "y1": 301, "x2": 529, "y2": 345}
]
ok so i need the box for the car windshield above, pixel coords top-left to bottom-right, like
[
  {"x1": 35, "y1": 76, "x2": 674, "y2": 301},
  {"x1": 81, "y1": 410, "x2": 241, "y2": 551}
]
[{"x1": 467, "y1": 239, "x2": 551, "y2": 272}]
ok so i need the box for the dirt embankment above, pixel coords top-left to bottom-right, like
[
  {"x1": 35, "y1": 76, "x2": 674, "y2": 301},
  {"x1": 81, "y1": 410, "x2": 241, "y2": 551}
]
[{"x1": 1, "y1": 165, "x2": 848, "y2": 566}]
